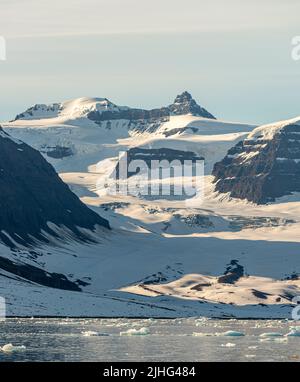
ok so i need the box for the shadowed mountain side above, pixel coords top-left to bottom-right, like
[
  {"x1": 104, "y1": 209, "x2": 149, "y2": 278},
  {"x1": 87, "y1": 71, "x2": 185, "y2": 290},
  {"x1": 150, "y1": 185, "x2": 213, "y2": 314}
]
[
  {"x1": 212, "y1": 120, "x2": 300, "y2": 204},
  {"x1": 0, "y1": 127, "x2": 110, "y2": 246}
]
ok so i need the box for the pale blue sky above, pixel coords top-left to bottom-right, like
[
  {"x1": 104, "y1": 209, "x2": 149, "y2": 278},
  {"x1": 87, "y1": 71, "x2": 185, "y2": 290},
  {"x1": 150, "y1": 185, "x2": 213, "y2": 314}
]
[{"x1": 0, "y1": 0, "x2": 300, "y2": 124}]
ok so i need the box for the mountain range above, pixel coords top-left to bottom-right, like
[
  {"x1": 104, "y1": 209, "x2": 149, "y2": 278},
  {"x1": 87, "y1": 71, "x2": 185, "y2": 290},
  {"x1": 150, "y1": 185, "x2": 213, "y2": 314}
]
[{"x1": 0, "y1": 91, "x2": 299, "y2": 318}]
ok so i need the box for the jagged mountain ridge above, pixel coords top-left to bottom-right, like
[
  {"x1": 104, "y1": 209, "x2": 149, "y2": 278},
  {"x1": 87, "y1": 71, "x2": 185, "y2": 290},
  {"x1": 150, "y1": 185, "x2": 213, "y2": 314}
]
[
  {"x1": 0, "y1": 127, "x2": 109, "y2": 246},
  {"x1": 212, "y1": 117, "x2": 300, "y2": 204},
  {"x1": 14, "y1": 91, "x2": 216, "y2": 123}
]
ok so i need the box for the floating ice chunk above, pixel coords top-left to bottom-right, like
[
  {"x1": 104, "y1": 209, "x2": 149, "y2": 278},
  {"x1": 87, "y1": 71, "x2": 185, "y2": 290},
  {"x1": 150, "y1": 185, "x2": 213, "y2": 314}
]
[
  {"x1": 1, "y1": 344, "x2": 26, "y2": 353},
  {"x1": 245, "y1": 354, "x2": 256, "y2": 358},
  {"x1": 221, "y1": 343, "x2": 236, "y2": 347},
  {"x1": 260, "y1": 332, "x2": 283, "y2": 338},
  {"x1": 192, "y1": 332, "x2": 212, "y2": 337},
  {"x1": 195, "y1": 317, "x2": 210, "y2": 326},
  {"x1": 82, "y1": 331, "x2": 109, "y2": 337},
  {"x1": 193, "y1": 330, "x2": 245, "y2": 338},
  {"x1": 102, "y1": 322, "x2": 130, "y2": 328},
  {"x1": 120, "y1": 327, "x2": 150, "y2": 336},
  {"x1": 248, "y1": 346, "x2": 258, "y2": 349},
  {"x1": 260, "y1": 337, "x2": 287, "y2": 343},
  {"x1": 174, "y1": 320, "x2": 182, "y2": 325},
  {"x1": 146, "y1": 318, "x2": 156, "y2": 323},
  {"x1": 222, "y1": 331, "x2": 245, "y2": 337}
]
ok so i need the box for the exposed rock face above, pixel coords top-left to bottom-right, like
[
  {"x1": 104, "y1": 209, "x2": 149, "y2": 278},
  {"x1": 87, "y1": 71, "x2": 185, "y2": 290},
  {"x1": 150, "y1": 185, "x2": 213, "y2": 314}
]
[
  {"x1": 14, "y1": 103, "x2": 62, "y2": 120},
  {"x1": 115, "y1": 147, "x2": 204, "y2": 178},
  {"x1": 218, "y1": 260, "x2": 244, "y2": 284},
  {"x1": 168, "y1": 91, "x2": 215, "y2": 119},
  {"x1": 87, "y1": 91, "x2": 215, "y2": 124},
  {"x1": 112, "y1": 147, "x2": 204, "y2": 200},
  {"x1": 87, "y1": 106, "x2": 171, "y2": 123},
  {"x1": 0, "y1": 128, "x2": 109, "y2": 246},
  {"x1": 40, "y1": 145, "x2": 74, "y2": 159},
  {"x1": 212, "y1": 119, "x2": 300, "y2": 204},
  {"x1": 0, "y1": 255, "x2": 81, "y2": 291}
]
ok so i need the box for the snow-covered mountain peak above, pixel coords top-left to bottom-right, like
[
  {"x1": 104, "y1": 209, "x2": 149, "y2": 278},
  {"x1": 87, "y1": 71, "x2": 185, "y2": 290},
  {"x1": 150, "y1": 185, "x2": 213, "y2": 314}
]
[
  {"x1": 14, "y1": 96, "x2": 129, "y2": 121},
  {"x1": 13, "y1": 92, "x2": 216, "y2": 123},
  {"x1": 60, "y1": 97, "x2": 129, "y2": 119}
]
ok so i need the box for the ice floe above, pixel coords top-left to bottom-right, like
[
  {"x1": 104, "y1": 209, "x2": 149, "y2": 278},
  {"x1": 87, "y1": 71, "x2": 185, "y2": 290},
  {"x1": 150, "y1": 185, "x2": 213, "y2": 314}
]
[
  {"x1": 1, "y1": 343, "x2": 26, "y2": 352},
  {"x1": 82, "y1": 331, "x2": 110, "y2": 337},
  {"x1": 260, "y1": 337, "x2": 287, "y2": 343},
  {"x1": 260, "y1": 332, "x2": 283, "y2": 338},
  {"x1": 193, "y1": 330, "x2": 245, "y2": 337},
  {"x1": 221, "y1": 343, "x2": 236, "y2": 347},
  {"x1": 222, "y1": 330, "x2": 245, "y2": 337},
  {"x1": 192, "y1": 332, "x2": 212, "y2": 337},
  {"x1": 120, "y1": 327, "x2": 150, "y2": 336}
]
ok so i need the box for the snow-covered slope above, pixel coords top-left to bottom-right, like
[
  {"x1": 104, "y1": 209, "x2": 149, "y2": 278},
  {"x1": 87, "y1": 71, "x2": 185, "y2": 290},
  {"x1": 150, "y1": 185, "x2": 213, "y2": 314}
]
[
  {"x1": 14, "y1": 97, "x2": 130, "y2": 121},
  {"x1": 248, "y1": 116, "x2": 300, "y2": 141},
  {"x1": 1, "y1": 94, "x2": 300, "y2": 318}
]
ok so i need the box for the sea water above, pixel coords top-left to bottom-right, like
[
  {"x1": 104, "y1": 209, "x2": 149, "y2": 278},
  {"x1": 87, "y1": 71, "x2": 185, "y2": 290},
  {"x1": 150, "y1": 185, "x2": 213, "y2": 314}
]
[{"x1": 0, "y1": 318, "x2": 299, "y2": 362}]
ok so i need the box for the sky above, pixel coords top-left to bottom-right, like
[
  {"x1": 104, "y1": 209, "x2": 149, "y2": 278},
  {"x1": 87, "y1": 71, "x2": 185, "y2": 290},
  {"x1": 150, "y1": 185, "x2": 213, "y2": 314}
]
[{"x1": 0, "y1": 0, "x2": 300, "y2": 124}]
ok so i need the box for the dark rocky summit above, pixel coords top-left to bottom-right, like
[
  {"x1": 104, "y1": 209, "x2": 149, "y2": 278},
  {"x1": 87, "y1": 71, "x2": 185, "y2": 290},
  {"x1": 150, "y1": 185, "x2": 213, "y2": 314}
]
[
  {"x1": 168, "y1": 91, "x2": 215, "y2": 119},
  {"x1": 0, "y1": 128, "x2": 109, "y2": 246},
  {"x1": 212, "y1": 121, "x2": 300, "y2": 204}
]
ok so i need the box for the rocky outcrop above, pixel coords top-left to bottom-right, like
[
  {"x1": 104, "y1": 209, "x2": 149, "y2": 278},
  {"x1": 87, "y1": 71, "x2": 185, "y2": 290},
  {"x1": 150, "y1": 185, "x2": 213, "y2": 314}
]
[
  {"x1": 218, "y1": 260, "x2": 244, "y2": 284},
  {"x1": 115, "y1": 147, "x2": 204, "y2": 178},
  {"x1": 40, "y1": 145, "x2": 74, "y2": 159},
  {"x1": 212, "y1": 119, "x2": 300, "y2": 204},
  {"x1": 111, "y1": 147, "x2": 204, "y2": 200},
  {"x1": 0, "y1": 127, "x2": 109, "y2": 246},
  {"x1": 168, "y1": 91, "x2": 215, "y2": 119},
  {"x1": 14, "y1": 103, "x2": 62, "y2": 120},
  {"x1": 87, "y1": 106, "x2": 171, "y2": 123},
  {"x1": 0, "y1": 255, "x2": 81, "y2": 291}
]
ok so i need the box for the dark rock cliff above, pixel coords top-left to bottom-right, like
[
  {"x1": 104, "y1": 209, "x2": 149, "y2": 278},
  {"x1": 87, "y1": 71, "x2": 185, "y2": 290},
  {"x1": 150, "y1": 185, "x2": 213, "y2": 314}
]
[
  {"x1": 0, "y1": 128, "x2": 110, "y2": 246},
  {"x1": 212, "y1": 122, "x2": 300, "y2": 204}
]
